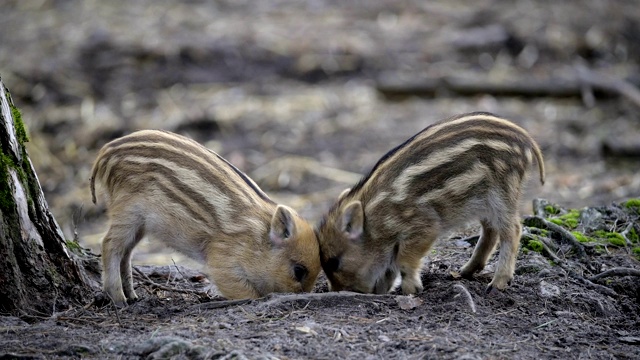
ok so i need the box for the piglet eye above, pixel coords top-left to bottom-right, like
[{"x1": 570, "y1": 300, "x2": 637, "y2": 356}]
[
  {"x1": 324, "y1": 256, "x2": 340, "y2": 273},
  {"x1": 293, "y1": 264, "x2": 308, "y2": 282}
]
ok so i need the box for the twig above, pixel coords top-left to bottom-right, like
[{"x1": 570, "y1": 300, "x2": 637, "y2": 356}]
[
  {"x1": 620, "y1": 223, "x2": 638, "y2": 245},
  {"x1": 588, "y1": 267, "x2": 640, "y2": 282},
  {"x1": 111, "y1": 300, "x2": 122, "y2": 327},
  {"x1": 523, "y1": 216, "x2": 587, "y2": 259},
  {"x1": 133, "y1": 267, "x2": 206, "y2": 296},
  {"x1": 170, "y1": 259, "x2": 188, "y2": 280},
  {"x1": 452, "y1": 284, "x2": 476, "y2": 313}
]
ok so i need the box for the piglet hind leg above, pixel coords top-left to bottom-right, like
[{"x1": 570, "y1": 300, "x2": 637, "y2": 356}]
[
  {"x1": 460, "y1": 220, "x2": 499, "y2": 279},
  {"x1": 120, "y1": 226, "x2": 145, "y2": 304},
  {"x1": 487, "y1": 218, "x2": 522, "y2": 293},
  {"x1": 101, "y1": 222, "x2": 144, "y2": 307}
]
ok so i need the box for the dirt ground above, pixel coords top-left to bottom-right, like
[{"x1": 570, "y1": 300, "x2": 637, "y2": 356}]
[
  {"x1": 1, "y1": 199, "x2": 639, "y2": 359},
  {"x1": 1, "y1": 0, "x2": 640, "y2": 358}
]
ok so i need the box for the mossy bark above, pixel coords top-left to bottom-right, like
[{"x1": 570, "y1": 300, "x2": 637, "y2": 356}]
[{"x1": 0, "y1": 75, "x2": 100, "y2": 316}]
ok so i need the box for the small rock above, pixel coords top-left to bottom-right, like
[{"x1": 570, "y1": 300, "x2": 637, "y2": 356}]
[
  {"x1": 378, "y1": 335, "x2": 390, "y2": 342},
  {"x1": 539, "y1": 280, "x2": 560, "y2": 298},
  {"x1": 579, "y1": 207, "x2": 604, "y2": 231},
  {"x1": 395, "y1": 295, "x2": 423, "y2": 310}
]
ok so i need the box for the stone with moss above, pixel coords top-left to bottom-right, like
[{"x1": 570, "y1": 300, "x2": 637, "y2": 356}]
[{"x1": 632, "y1": 247, "x2": 640, "y2": 260}]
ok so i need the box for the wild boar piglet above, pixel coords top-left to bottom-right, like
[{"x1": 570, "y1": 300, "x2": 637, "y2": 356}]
[
  {"x1": 91, "y1": 130, "x2": 320, "y2": 306},
  {"x1": 316, "y1": 112, "x2": 545, "y2": 295}
]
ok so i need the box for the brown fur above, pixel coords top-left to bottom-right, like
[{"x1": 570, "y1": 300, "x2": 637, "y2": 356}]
[
  {"x1": 316, "y1": 112, "x2": 545, "y2": 294},
  {"x1": 90, "y1": 130, "x2": 320, "y2": 306}
]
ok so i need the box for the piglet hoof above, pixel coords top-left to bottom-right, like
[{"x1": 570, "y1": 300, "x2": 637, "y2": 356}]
[
  {"x1": 485, "y1": 285, "x2": 501, "y2": 297},
  {"x1": 401, "y1": 278, "x2": 424, "y2": 295},
  {"x1": 459, "y1": 263, "x2": 481, "y2": 279}
]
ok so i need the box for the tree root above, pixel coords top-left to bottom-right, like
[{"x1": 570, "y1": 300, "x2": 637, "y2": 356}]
[
  {"x1": 523, "y1": 216, "x2": 587, "y2": 259},
  {"x1": 521, "y1": 233, "x2": 565, "y2": 265},
  {"x1": 588, "y1": 267, "x2": 640, "y2": 282},
  {"x1": 568, "y1": 271, "x2": 618, "y2": 298}
]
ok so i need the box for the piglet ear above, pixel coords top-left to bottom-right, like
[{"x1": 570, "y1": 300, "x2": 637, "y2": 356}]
[
  {"x1": 337, "y1": 188, "x2": 351, "y2": 201},
  {"x1": 269, "y1": 205, "x2": 297, "y2": 247},
  {"x1": 340, "y1": 201, "x2": 364, "y2": 242}
]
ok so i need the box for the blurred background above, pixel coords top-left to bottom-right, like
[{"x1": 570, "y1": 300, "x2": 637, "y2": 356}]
[{"x1": 1, "y1": 0, "x2": 639, "y2": 267}]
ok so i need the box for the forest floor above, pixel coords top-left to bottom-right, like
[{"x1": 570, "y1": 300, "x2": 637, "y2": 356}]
[
  {"x1": 1, "y1": 200, "x2": 639, "y2": 359},
  {"x1": 1, "y1": 0, "x2": 640, "y2": 358}
]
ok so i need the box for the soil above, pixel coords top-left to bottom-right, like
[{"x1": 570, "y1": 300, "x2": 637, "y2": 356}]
[
  {"x1": 1, "y1": 200, "x2": 639, "y2": 359},
  {"x1": 1, "y1": 0, "x2": 640, "y2": 358}
]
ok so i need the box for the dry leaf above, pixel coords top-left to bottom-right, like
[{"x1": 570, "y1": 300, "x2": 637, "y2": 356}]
[{"x1": 395, "y1": 295, "x2": 423, "y2": 310}]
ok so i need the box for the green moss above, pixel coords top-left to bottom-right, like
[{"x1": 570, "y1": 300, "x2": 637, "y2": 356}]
[
  {"x1": 594, "y1": 244, "x2": 605, "y2": 254},
  {"x1": 45, "y1": 267, "x2": 61, "y2": 286},
  {"x1": 571, "y1": 231, "x2": 593, "y2": 243},
  {"x1": 624, "y1": 199, "x2": 640, "y2": 209},
  {"x1": 65, "y1": 240, "x2": 83, "y2": 254},
  {"x1": 10, "y1": 103, "x2": 29, "y2": 145},
  {"x1": 594, "y1": 230, "x2": 627, "y2": 247},
  {"x1": 526, "y1": 239, "x2": 544, "y2": 253},
  {"x1": 549, "y1": 209, "x2": 580, "y2": 230},
  {"x1": 632, "y1": 247, "x2": 640, "y2": 260},
  {"x1": 0, "y1": 100, "x2": 32, "y2": 215},
  {"x1": 0, "y1": 153, "x2": 17, "y2": 213},
  {"x1": 628, "y1": 227, "x2": 639, "y2": 244},
  {"x1": 544, "y1": 205, "x2": 561, "y2": 215}
]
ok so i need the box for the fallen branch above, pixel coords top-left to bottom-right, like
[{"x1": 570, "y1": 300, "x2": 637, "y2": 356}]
[
  {"x1": 376, "y1": 71, "x2": 640, "y2": 106},
  {"x1": 576, "y1": 65, "x2": 640, "y2": 109},
  {"x1": 588, "y1": 267, "x2": 640, "y2": 282}
]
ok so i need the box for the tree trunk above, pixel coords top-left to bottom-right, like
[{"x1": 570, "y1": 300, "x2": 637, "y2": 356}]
[{"x1": 0, "y1": 75, "x2": 100, "y2": 316}]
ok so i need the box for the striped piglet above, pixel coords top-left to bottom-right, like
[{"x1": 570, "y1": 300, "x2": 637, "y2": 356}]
[
  {"x1": 90, "y1": 130, "x2": 320, "y2": 306},
  {"x1": 316, "y1": 112, "x2": 545, "y2": 295}
]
